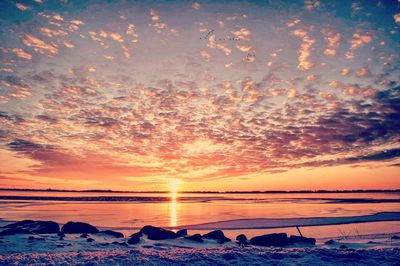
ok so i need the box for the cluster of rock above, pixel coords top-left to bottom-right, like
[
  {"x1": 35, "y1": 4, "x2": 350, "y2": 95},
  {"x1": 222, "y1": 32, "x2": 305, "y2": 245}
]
[{"x1": 0, "y1": 220, "x2": 316, "y2": 247}]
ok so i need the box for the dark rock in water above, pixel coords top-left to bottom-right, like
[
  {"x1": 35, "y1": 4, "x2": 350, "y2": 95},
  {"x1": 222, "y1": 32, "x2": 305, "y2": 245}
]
[
  {"x1": 391, "y1": 235, "x2": 400, "y2": 240},
  {"x1": 130, "y1": 232, "x2": 143, "y2": 238},
  {"x1": 4, "y1": 220, "x2": 60, "y2": 234},
  {"x1": 184, "y1": 234, "x2": 203, "y2": 243},
  {"x1": 127, "y1": 237, "x2": 140, "y2": 245},
  {"x1": 289, "y1": 235, "x2": 316, "y2": 245},
  {"x1": 0, "y1": 228, "x2": 32, "y2": 236},
  {"x1": 140, "y1": 225, "x2": 175, "y2": 240},
  {"x1": 86, "y1": 238, "x2": 94, "y2": 242},
  {"x1": 128, "y1": 232, "x2": 142, "y2": 245},
  {"x1": 98, "y1": 230, "x2": 124, "y2": 238},
  {"x1": 339, "y1": 244, "x2": 348, "y2": 249},
  {"x1": 80, "y1": 233, "x2": 89, "y2": 238},
  {"x1": 236, "y1": 234, "x2": 248, "y2": 246},
  {"x1": 61, "y1": 222, "x2": 99, "y2": 234},
  {"x1": 325, "y1": 239, "x2": 335, "y2": 245},
  {"x1": 175, "y1": 229, "x2": 187, "y2": 238},
  {"x1": 203, "y1": 230, "x2": 231, "y2": 243},
  {"x1": 100, "y1": 243, "x2": 109, "y2": 246},
  {"x1": 250, "y1": 233, "x2": 290, "y2": 247}
]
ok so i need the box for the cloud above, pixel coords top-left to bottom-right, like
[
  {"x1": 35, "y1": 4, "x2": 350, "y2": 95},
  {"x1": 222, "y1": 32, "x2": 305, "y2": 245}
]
[
  {"x1": 192, "y1": 2, "x2": 201, "y2": 10},
  {"x1": 322, "y1": 29, "x2": 341, "y2": 56},
  {"x1": 348, "y1": 149, "x2": 400, "y2": 162},
  {"x1": 394, "y1": 13, "x2": 400, "y2": 24},
  {"x1": 15, "y1": 3, "x2": 30, "y2": 11},
  {"x1": 12, "y1": 48, "x2": 32, "y2": 60},
  {"x1": 346, "y1": 30, "x2": 373, "y2": 59},
  {"x1": 291, "y1": 28, "x2": 315, "y2": 70},
  {"x1": 21, "y1": 34, "x2": 58, "y2": 57}
]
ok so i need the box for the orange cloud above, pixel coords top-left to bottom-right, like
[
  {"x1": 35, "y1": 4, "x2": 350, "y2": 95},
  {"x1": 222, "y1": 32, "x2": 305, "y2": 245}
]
[
  {"x1": 21, "y1": 34, "x2": 58, "y2": 57},
  {"x1": 291, "y1": 28, "x2": 315, "y2": 70}
]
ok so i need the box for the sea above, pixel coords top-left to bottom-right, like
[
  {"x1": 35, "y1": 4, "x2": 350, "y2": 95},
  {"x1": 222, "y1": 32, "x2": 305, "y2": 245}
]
[{"x1": 1, "y1": 190, "x2": 399, "y2": 240}]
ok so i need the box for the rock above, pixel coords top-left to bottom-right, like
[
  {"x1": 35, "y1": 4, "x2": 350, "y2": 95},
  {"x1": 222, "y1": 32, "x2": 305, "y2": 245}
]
[
  {"x1": 4, "y1": 220, "x2": 59, "y2": 234},
  {"x1": 184, "y1": 234, "x2": 203, "y2": 243},
  {"x1": 61, "y1": 222, "x2": 99, "y2": 234},
  {"x1": 140, "y1": 225, "x2": 175, "y2": 240},
  {"x1": 250, "y1": 233, "x2": 290, "y2": 247},
  {"x1": 127, "y1": 237, "x2": 140, "y2": 245},
  {"x1": 175, "y1": 229, "x2": 187, "y2": 238},
  {"x1": 236, "y1": 234, "x2": 248, "y2": 246},
  {"x1": 289, "y1": 235, "x2": 316, "y2": 245},
  {"x1": 98, "y1": 230, "x2": 124, "y2": 238},
  {"x1": 130, "y1": 232, "x2": 143, "y2": 238},
  {"x1": 203, "y1": 230, "x2": 231, "y2": 243},
  {"x1": 325, "y1": 239, "x2": 335, "y2": 245},
  {"x1": 80, "y1": 233, "x2": 89, "y2": 238},
  {"x1": 86, "y1": 238, "x2": 94, "y2": 242},
  {"x1": 0, "y1": 228, "x2": 32, "y2": 236},
  {"x1": 127, "y1": 232, "x2": 142, "y2": 245},
  {"x1": 391, "y1": 235, "x2": 400, "y2": 240},
  {"x1": 339, "y1": 244, "x2": 348, "y2": 249}
]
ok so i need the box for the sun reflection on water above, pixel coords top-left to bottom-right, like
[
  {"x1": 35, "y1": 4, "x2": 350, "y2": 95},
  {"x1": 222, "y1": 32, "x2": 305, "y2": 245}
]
[{"x1": 169, "y1": 179, "x2": 180, "y2": 227}]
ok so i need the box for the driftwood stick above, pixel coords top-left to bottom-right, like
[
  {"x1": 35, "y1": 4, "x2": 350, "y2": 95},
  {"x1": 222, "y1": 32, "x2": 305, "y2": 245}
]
[{"x1": 296, "y1": 225, "x2": 303, "y2": 237}]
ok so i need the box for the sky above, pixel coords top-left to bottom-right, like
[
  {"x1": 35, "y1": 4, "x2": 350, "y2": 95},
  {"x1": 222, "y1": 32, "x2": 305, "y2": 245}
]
[{"x1": 0, "y1": 0, "x2": 399, "y2": 192}]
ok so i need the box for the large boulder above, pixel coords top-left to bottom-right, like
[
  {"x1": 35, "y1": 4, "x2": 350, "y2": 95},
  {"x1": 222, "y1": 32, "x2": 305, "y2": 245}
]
[
  {"x1": 184, "y1": 234, "x2": 203, "y2": 243},
  {"x1": 289, "y1": 235, "x2": 316, "y2": 245},
  {"x1": 127, "y1": 232, "x2": 142, "y2": 244},
  {"x1": 61, "y1": 222, "x2": 99, "y2": 234},
  {"x1": 175, "y1": 229, "x2": 188, "y2": 238},
  {"x1": 203, "y1": 230, "x2": 231, "y2": 243},
  {"x1": 4, "y1": 220, "x2": 60, "y2": 234},
  {"x1": 0, "y1": 228, "x2": 32, "y2": 236},
  {"x1": 98, "y1": 230, "x2": 124, "y2": 238},
  {"x1": 250, "y1": 233, "x2": 290, "y2": 247},
  {"x1": 236, "y1": 234, "x2": 248, "y2": 246},
  {"x1": 140, "y1": 225, "x2": 175, "y2": 240}
]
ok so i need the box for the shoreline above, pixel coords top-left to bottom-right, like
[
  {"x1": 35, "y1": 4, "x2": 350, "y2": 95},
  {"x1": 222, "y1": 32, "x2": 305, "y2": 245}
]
[{"x1": 0, "y1": 220, "x2": 399, "y2": 265}]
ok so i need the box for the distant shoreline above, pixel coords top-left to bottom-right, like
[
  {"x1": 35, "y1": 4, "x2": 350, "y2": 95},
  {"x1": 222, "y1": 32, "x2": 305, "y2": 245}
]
[{"x1": 0, "y1": 188, "x2": 399, "y2": 194}]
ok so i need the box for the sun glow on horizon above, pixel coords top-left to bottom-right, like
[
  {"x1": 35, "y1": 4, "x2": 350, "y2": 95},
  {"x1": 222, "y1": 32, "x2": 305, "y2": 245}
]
[{"x1": 170, "y1": 178, "x2": 180, "y2": 197}]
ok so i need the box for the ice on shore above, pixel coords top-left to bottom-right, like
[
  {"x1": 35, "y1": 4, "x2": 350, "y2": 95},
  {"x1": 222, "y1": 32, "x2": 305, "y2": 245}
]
[{"x1": 0, "y1": 230, "x2": 399, "y2": 265}]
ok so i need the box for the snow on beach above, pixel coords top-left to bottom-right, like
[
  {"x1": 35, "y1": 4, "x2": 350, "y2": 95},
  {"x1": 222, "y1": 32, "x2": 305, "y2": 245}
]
[
  {"x1": 1, "y1": 246, "x2": 400, "y2": 266},
  {"x1": 0, "y1": 218, "x2": 400, "y2": 265},
  {"x1": 179, "y1": 212, "x2": 400, "y2": 230}
]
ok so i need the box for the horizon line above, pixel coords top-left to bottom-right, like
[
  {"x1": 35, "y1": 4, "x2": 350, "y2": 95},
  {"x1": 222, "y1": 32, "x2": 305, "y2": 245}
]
[{"x1": 1, "y1": 188, "x2": 399, "y2": 194}]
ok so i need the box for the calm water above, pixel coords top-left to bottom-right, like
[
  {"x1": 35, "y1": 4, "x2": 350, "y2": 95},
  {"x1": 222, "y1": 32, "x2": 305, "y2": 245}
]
[{"x1": 1, "y1": 191, "x2": 399, "y2": 234}]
